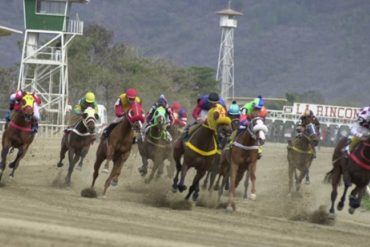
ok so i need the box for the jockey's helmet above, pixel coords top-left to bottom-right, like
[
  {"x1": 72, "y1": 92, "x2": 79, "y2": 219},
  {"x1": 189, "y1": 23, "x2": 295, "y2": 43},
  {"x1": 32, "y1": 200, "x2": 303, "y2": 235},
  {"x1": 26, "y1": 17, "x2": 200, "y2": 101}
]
[
  {"x1": 85, "y1": 92, "x2": 95, "y2": 103},
  {"x1": 171, "y1": 101, "x2": 181, "y2": 111},
  {"x1": 303, "y1": 109, "x2": 313, "y2": 117},
  {"x1": 252, "y1": 96, "x2": 264, "y2": 110},
  {"x1": 126, "y1": 88, "x2": 137, "y2": 100},
  {"x1": 158, "y1": 94, "x2": 168, "y2": 107},
  {"x1": 208, "y1": 92, "x2": 219, "y2": 103},
  {"x1": 228, "y1": 101, "x2": 241, "y2": 116}
]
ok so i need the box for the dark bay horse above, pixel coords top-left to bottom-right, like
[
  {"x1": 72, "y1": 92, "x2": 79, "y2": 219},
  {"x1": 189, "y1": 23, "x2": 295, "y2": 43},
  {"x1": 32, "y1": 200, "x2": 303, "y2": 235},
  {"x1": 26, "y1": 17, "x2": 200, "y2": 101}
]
[
  {"x1": 287, "y1": 121, "x2": 319, "y2": 194},
  {"x1": 56, "y1": 107, "x2": 98, "y2": 185},
  {"x1": 325, "y1": 136, "x2": 370, "y2": 216},
  {"x1": 0, "y1": 94, "x2": 35, "y2": 182},
  {"x1": 220, "y1": 117, "x2": 268, "y2": 211},
  {"x1": 83, "y1": 102, "x2": 144, "y2": 196},
  {"x1": 138, "y1": 106, "x2": 173, "y2": 183},
  {"x1": 172, "y1": 111, "x2": 232, "y2": 201}
]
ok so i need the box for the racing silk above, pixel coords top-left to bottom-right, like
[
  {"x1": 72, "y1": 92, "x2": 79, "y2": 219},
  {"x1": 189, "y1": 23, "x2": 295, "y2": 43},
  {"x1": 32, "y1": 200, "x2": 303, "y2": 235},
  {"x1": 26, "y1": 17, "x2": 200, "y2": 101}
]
[
  {"x1": 173, "y1": 107, "x2": 188, "y2": 127},
  {"x1": 11, "y1": 91, "x2": 42, "y2": 121},
  {"x1": 115, "y1": 93, "x2": 142, "y2": 117},
  {"x1": 146, "y1": 102, "x2": 173, "y2": 124},
  {"x1": 297, "y1": 115, "x2": 321, "y2": 133},
  {"x1": 73, "y1": 98, "x2": 99, "y2": 115},
  {"x1": 206, "y1": 103, "x2": 228, "y2": 131},
  {"x1": 192, "y1": 95, "x2": 226, "y2": 120}
]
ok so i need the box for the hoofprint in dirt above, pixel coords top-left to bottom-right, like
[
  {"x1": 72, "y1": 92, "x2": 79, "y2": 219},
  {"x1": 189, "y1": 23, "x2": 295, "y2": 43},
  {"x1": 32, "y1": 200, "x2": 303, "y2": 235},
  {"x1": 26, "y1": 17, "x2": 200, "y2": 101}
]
[{"x1": 0, "y1": 138, "x2": 369, "y2": 247}]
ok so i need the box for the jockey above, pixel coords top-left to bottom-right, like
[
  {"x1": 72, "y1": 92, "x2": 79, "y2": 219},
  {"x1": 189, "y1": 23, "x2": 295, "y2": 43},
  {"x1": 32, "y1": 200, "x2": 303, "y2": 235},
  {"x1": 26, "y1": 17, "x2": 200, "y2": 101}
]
[
  {"x1": 5, "y1": 89, "x2": 42, "y2": 134},
  {"x1": 295, "y1": 109, "x2": 321, "y2": 158},
  {"x1": 341, "y1": 106, "x2": 370, "y2": 185},
  {"x1": 68, "y1": 91, "x2": 99, "y2": 127},
  {"x1": 171, "y1": 101, "x2": 188, "y2": 128},
  {"x1": 146, "y1": 94, "x2": 173, "y2": 125},
  {"x1": 192, "y1": 94, "x2": 226, "y2": 122},
  {"x1": 183, "y1": 92, "x2": 225, "y2": 140},
  {"x1": 227, "y1": 100, "x2": 241, "y2": 120},
  {"x1": 102, "y1": 88, "x2": 142, "y2": 139},
  {"x1": 344, "y1": 106, "x2": 370, "y2": 153},
  {"x1": 237, "y1": 96, "x2": 268, "y2": 159}
]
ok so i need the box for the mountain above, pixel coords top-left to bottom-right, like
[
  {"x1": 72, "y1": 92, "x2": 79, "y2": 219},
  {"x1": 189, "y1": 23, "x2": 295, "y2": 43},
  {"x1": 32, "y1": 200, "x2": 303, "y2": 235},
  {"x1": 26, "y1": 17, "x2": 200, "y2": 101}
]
[{"x1": 1, "y1": 0, "x2": 370, "y2": 105}]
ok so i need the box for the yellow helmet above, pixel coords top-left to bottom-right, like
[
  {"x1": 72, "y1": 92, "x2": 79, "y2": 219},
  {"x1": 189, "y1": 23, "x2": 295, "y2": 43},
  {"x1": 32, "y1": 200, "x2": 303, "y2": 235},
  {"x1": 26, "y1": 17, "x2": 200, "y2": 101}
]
[{"x1": 85, "y1": 92, "x2": 95, "y2": 103}]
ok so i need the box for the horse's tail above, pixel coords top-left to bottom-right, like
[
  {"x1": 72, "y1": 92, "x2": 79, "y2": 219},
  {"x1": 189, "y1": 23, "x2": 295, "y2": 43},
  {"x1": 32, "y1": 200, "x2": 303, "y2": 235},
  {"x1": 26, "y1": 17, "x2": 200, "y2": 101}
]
[{"x1": 323, "y1": 169, "x2": 334, "y2": 184}]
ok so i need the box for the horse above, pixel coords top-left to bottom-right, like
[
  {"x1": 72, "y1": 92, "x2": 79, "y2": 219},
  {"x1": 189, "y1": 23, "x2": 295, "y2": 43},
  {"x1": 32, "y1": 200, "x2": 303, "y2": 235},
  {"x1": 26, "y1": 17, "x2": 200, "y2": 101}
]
[
  {"x1": 56, "y1": 107, "x2": 98, "y2": 185},
  {"x1": 137, "y1": 106, "x2": 173, "y2": 183},
  {"x1": 287, "y1": 120, "x2": 319, "y2": 194},
  {"x1": 215, "y1": 117, "x2": 267, "y2": 211},
  {"x1": 324, "y1": 136, "x2": 370, "y2": 216},
  {"x1": 84, "y1": 102, "x2": 144, "y2": 196},
  {"x1": 0, "y1": 93, "x2": 36, "y2": 182},
  {"x1": 172, "y1": 110, "x2": 232, "y2": 201},
  {"x1": 202, "y1": 117, "x2": 239, "y2": 191}
]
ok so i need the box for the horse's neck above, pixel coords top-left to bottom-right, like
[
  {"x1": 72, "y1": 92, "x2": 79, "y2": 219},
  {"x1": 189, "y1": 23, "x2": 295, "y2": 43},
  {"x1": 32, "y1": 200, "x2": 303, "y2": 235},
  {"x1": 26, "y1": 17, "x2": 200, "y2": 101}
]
[
  {"x1": 235, "y1": 129, "x2": 256, "y2": 146},
  {"x1": 293, "y1": 135, "x2": 310, "y2": 150},
  {"x1": 117, "y1": 118, "x2": 133, "y2": 141},
  {"x1": 190, "y1": 125, "x2": 215, "y2": 148},
  {"x1": 13, "y1": 112, "x2": 30, "y2": 127},
  {"x1": 355, "y1": 140, "x2": 370, "y2": 160}
]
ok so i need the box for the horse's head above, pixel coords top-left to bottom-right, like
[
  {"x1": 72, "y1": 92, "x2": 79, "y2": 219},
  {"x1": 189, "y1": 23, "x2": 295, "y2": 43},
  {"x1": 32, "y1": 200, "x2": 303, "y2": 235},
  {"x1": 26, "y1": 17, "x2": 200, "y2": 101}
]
[
  {"x1": 231, "y1": 118, "x2": 240, "y2": 131},
  {"x1": 153, "y1": 106, "x2": 167, "y2": 130},
  {"x1": 215, "y1": 114, "x2": 233, "y2": 148},
  {"x1": 82, "y1": 107, "x2": 99, "y2": 134},
  {"x1": 21, "y1": 94, "x2": 35, "y2": 122},
  {"x1": 302, "y1": 117, "x2": 319, "y2": 145},
  {"x1": 250, "y1": 117, "x2": 268, "y2": 146},
  {"x1": 126, "y1": 102, "x2": 145, "y2": 132}
]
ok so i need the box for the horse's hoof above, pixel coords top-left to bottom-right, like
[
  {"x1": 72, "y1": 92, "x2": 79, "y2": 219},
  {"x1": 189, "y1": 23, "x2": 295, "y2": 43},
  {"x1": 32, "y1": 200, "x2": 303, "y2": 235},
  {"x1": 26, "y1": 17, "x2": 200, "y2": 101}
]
[
  {"x1": 305, "y1": 180, "x2": 310, "y2": 185},
  {"x1": 172, "y1": 186, "x2": 178, "y2": 193},
  {"x1": 328, "y1": 213, "x2": 336, "y2": 220},
  {"x1": 76, "y1": 165, "x2": 82, "y2": 171},
  {"x1": 138, "y1": 168, "x2": 147, "y2": 176},
  {"x1": 250, "y1": 193, "x2": 256, "y2": 200},
  {"x1": 101, "y1": 168, "x2": 109, "y2": 174},
  {"x1": 192, "y1": 193, "x2": 199, "y2": 201},
  {"x1": 111, "y1": 179, "x2": 118, "y2": 187},
  {"x1": 9, "y1": 163, "x2": 15, "y2": 169},
  {"x1": 348, "y1": 207, "x2": 355, "y2": 215},
  {"x1": 178, "y1": 184, "x2": 187, "y2": 192},
  {"x1": 337, "y1": 202, "x2": 344, "y2": 211},
  {"x1": 225, "y1": 204, "x2": 235, "y2": 212},
  {"x1": 57, "y1": 163, "x2": 63, "y2": 168}
]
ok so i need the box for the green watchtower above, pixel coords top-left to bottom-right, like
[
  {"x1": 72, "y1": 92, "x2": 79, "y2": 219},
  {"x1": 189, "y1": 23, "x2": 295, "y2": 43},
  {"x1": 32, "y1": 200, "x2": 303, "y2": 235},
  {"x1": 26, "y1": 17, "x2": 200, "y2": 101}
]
[{"x1": 18, "y1": 0, "x2": 89, "y2": 128}]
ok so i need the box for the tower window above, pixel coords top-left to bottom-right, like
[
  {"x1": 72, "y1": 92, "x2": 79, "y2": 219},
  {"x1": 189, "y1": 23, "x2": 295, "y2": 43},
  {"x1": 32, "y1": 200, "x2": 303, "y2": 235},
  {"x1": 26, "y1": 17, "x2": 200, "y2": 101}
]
[{"x1": 36, "y1": 0, "x2": 66, "y2": 15}]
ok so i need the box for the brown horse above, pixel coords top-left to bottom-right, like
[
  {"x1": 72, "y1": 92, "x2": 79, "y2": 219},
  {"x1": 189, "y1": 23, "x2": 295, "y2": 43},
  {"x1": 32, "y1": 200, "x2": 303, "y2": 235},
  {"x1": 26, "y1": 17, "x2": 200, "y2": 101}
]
[
  {"x1": 56, "y1": 107, "x2": 98, "y2": 185},
  {"x1": 287, "y1": 120, "x2": 319, "y2": 194},
  {"x1": 0, "y1": 94, "x2": 35, "y2": 182},
  {"x1": 220, "y1": 117, "x2": 268, "y2": 211},
  {"x1": 172, "y1": 112, "x2": 232, "y2": 201},
  {"x1": 202, "y1": 117, "x2": 239, "y2": 190},
  {"x1": 137, "y1": 106, "x2": 173, "y2": 183},
  {"x1": 325, "y1": 136, "x2": 370, "y2": 217},
  {"x1": 83, "y1": 102, "x2": 144, "y2": 196}
]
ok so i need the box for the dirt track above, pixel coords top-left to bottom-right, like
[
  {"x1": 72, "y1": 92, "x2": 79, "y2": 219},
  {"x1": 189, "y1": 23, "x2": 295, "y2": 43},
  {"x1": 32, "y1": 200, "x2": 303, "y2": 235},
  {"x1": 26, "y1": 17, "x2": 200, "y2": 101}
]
[{"x1": 0, "y1": 137, "x2": 369, "y2": 247}]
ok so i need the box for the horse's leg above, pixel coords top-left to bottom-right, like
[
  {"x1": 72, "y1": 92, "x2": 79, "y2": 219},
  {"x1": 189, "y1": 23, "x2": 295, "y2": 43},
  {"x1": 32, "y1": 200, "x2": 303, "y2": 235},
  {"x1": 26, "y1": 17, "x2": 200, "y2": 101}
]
[
  {"x1": 0, "y1": 143, "x2": 11, "y2": 181},
  {"x1": 145, "y1": 159, "x2": 157, "y2": 184},
  {"x1": 329, "y1": 168, "x2": 341, "y2": 215},
  {"x1": 77, "y1": 146, "x2": 89, "y2": 170},
  {"x1": 103, "y1": 152, "x2": 129, "y2": 195},
  {"x1": 243, "y1": 170, "x2": 249, "y2": 199},
  {"x1": 166, "y1": 154, "x2": 175, "y2": 179},
  {"x1": 227, "y1": 160, "x2": 238, "y2": 211},
  {"x1": 248, "y1": 162, "x2": 257, "y2": 200},
  {"x1": 156, "y1": 158, "x2": 165, "y2": 180},
  {"x1": 348, "y1": 186, "x2": 364, "y2": 214},
  {"x1": 288, "y1": 160, "x2": 294, "y2": 194},
  {"x1": 185, "y1": 169, "x2": 206, "y2": 201},
  {"x1": 202, "y1": 171, "x2": 210, "y2": 190},
  {"x1": 91, "y1": 147, "x2": 107, "y2": 188},
  {"x1": 208, "y1": 155, "x2": 220, "y2": 191},
  {"x1": 57, "y1": 135, "x2": 68, "y2": 167},
  {"x1": 138, "y1": 155, "x2": 149, "y2": 177},
  {"x1": 9, "y1": 145, "x2": 29, "y2": 178},
  {"x1": 172, "y1": 141, "x2": 184, "y2": 192},
  {"x1": 65, "y1": 150, "x2": 81, "y2": 186}
]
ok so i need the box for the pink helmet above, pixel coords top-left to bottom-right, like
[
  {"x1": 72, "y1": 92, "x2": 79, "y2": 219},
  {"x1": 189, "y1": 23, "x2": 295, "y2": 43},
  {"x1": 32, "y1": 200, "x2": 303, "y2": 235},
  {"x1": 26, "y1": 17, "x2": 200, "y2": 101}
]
[
  {"x1": 15, "y1": 90, "x2": 23, "y2": 101},
  {"x1": 126, "y1": 88, "x2": 137, "y2": 100}
]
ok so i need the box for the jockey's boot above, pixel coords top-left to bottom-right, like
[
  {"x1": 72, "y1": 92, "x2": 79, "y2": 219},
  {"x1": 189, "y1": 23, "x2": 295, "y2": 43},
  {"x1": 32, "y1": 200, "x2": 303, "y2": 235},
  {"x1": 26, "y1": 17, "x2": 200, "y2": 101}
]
[
  {"x1": 341, "y1": 137, "x2": 352, "y2": 158},
  {"x1": 102, "y1": 122, "x2": 119, "y2": 138},
  {"x1": 257, "y1": 146, "x2": 263, "y2": 160},
  {"x1": 4, "y1": 110, "x2": 11, "y2": 122}
]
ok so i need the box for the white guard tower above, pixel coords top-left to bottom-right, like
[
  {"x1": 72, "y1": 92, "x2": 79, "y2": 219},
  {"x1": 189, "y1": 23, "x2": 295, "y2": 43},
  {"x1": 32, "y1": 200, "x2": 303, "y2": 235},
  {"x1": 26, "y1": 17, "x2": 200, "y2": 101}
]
[
  {"x1": 216, "y1": 4, "x2": 242, "y2": 101},
  {"x1": 18, "y1": 0, "x2": 89, "y2": 127}
]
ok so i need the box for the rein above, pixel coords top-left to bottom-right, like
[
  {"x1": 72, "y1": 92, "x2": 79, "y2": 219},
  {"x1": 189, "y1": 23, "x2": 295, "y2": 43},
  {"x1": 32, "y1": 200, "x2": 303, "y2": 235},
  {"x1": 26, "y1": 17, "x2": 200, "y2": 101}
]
[{"x1": 185, "y1": 123, "x2": 220, "y2": 156}]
